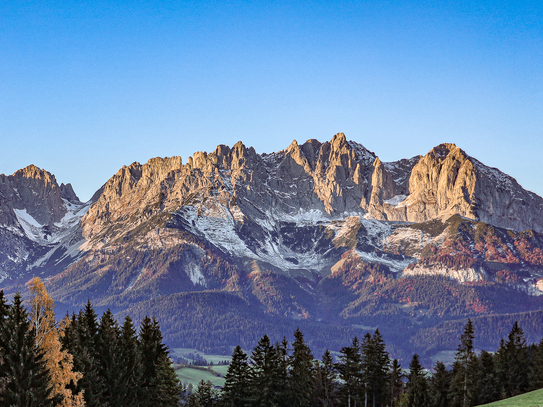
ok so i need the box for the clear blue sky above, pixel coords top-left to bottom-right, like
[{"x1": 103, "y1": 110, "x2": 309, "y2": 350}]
[{"x1": 1, "y1": 0, "x2": 541, "y2": 201}]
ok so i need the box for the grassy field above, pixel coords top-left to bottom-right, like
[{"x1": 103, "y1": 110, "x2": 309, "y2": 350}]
[
  {"x1": 477, "y1": 388, "x2": 543, "y2": 407},
  {"x1": 171, "y1": 347, "x2": 233, "y2": 388},
  {"x1": 175, "y1": 366, "x2": 226, "y2": 388},
  {"x1": 171, "y1": 347, "x2": 232, "y2": 364}
]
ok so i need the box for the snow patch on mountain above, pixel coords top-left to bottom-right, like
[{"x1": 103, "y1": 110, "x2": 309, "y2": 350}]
[{"x1": 384, "y1": 195, "x2": 407, "y2": 207}]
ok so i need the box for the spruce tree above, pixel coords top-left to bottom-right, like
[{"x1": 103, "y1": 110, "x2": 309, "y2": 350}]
[
  {"x1": 288, "y1": 328, "x2": 314, "y2": 407},
  {"x1": 361, "y1": 329, "x2": 390, "y2": 407},
  {"x1": 0, "y1": 293, "x2": 55, "y2": 406},
  {"x1": 528, "y1": 338, "x2": 543, "y2": 390},
  {"x1": 116, "y1": 316, "x2": 142, "y2": 406},
  {"x1": 222, "y1": 345, "x2": 251, "y2": 407},
  {"x1": 276, "y1": 337, "x2": 291, "y2": 406},
  {"x1": 495, "y1": 321, "x2": 529, "y2": 398},
  {"x1": 249, "y1": 334, "x2": 284, "y2": 407},
  {"x1": 336, "y1": 336, "x2": 362, "y2": 407},
  {"x1": 313, "y1": 350, "x2": 339, "y2": 407},
  {"x1": 405, "y1": 354, "x2": 428, "y2": 407},
  {"x1": 97, "y1": 309, "x2": 122, "y2": 406},
  {"x1": 139, "y1": 316, "x2": 182, "y2": 407},
  {"x1": 477, "y1": 350, "x2": 498, "y2": 404},
  {"x1": 449, "y1": 319, "x2": 478, "y2": 407},
  {"x1": 389, "y1": 359, "x2": 404, "y2": 407},
  {"x1": 190, "y1": 380, "x2": 217, "y2": 407},
  {"x1": 429, "y1": 361, "x2": 450, "y2": 407},
  {"x1": 72, "y1": 301, "x2": 105, "y2": 407}
]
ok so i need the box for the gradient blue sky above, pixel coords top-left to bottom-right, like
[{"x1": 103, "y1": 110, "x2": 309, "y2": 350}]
[{"x1": 1, "y1": 0, "x2": 542, "y2": 201}]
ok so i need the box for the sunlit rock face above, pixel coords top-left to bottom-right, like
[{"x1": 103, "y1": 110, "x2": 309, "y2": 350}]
[
  {"x1": 0, "y1": 165, "x2": 88, "y2": 283},
  {"x1": 2, "y1": 134, "x2": 543, "y2": 298}
]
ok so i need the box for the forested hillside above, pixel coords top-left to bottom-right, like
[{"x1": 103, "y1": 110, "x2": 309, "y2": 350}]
[{"x1": 2, "y1": 282, "x2": 543, "y2": 407}]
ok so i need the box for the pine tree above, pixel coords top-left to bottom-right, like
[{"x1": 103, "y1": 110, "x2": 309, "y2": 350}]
[
  {"x1": 528, "y1": 338, "x2": 543, "y2": 390},
  {"x1": 361, "y1": 329, "x2": 390, "y2": 407},
  {"x1": 139, "y1": 316, "x2": 182, "y2": 407},
  {"x1": 289, "y1": 328, "x2": 314, "y2": 407},
  {"x1": 389, "y1": 359, "x2": 404, "y2": 407},
  {"x1": 429, "y1": 361, "x2": 450, "y2": 407},
  {"x1": 116, "y1": 316, "x2": 142, "y2": 406},
  {"x1": 495, "y1": 321, "x2": 529, "y2": 398},
  {"x1": 405, "y1": 354, "x2": 428, "y2": 407},
  {"x1": 313, "y1": 350, "x2": 339, "y2": 407},
  {"x1": 477, "y1": 350, "x2": 497, "y2": 404},
  {"x1": 97, "y1": 309, "x2": 122, "y2": 407},
  {"x1": 190, "y1": 380, "x2": 217, "y2": 407},
  {"x1": 449, "y1": 319, "x2": 478, "y2": 407},
  {"x1": 154, "y1": 354, "x2": 186, "y2": 406},
  {"x1": 336, "y1": 336, "x2": 362, "y2": 407},
  {"x1": 249, "y1": 334, "x2": 284, "y2": 407},
  {"x1": 0, "y1": 293, "x2": 55, "y2": 406},
  {"x1": 222, "y1": 345, "x2": 251, "y2": 407},
  {"x1": 71, "y1": 301, "x2": 105, "y2": 407},
  {"x1": 27, "y1": 277, "x2": 85, "y2": 407}
]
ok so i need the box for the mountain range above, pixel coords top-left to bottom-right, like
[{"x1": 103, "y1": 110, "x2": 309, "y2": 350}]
[{"x1": 2, "y1": 133, "x2": 543, "y2": 362}]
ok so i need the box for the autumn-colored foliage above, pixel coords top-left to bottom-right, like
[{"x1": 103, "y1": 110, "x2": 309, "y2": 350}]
[{"x1": 27, "y1": 277, "x2": 85, "y2": 407}]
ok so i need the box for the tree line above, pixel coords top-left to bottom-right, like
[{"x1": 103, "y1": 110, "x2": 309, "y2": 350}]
[
  {"x1": 1, "y1": 278, "x2": 543, "y2": 406},
  {"x1": 0, "y1": 278, "x2": 182, "y2": 406},
  {"x1": 192, "y1": 320, "x2": 543, "y2": 407}
]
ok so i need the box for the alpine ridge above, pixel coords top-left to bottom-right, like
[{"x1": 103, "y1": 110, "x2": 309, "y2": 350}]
[{"x1": 2, "y1": 133, "x2": 543, "y2": 360}]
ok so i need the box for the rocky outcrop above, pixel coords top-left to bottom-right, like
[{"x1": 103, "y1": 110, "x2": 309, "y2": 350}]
[
  {"x1": 0, "y1": 165, "x2": 87, "y2": 282},
  {"x1": 3, "y1": 134, "x2": 543, "y2": 286},
  {"x1": 0, "y1": 165, "x2": 68, "y2": 226},
  {"x1": 367, "y1": 143, "x2": 543, "y2": 233}
]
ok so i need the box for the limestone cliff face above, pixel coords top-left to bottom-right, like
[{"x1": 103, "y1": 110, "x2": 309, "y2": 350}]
[
  {"x1": 0, "y1": 165, "x2": 86, "y2": 282},
  {"x1": 82, "y1": 136, "x2": 543, "y2": 253},
  {"x1": 0, "y1": 165, "x2": 72, "y2": 226},
  {"x1": 366, "y1": 143, "x2": 543, "y2": 233},
  {"x1": 3, "y1": 134, "x2": 543, "y2": 287}
]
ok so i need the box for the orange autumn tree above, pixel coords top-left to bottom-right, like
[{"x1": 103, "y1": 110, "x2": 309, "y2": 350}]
[{"x1": 27, "y1": 277, "x2": 85, "y2": 407}]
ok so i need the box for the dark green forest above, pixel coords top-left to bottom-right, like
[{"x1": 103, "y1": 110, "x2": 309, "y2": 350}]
[{"x1": 2, "y1": 288, "x2": 543, "y2": 407}]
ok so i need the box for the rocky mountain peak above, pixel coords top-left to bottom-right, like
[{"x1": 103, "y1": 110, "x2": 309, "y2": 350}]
[{"x1": 2, "y1": 165, "x2": 67, "y2": 225}]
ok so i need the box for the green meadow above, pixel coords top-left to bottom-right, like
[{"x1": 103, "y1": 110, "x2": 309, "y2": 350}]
[
  {"x1": 175, "y1": 366, "x2": 226, "y2": 388},
  {"x1": 477, "y1": 388, "x2": 543, "y2": 407}
]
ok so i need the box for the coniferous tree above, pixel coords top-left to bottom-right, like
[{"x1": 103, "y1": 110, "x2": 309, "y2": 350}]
[
  {"x1": 313, "y1": 350, "x2": 339, "y2": 407},
  {"x1": 189, "y1": 380, "x2": 217, "y2": 407},
  {"x1": 0, "y1": 293, "x2": 55, "y2": 406},
  {"x1": 477, "y1": 350, "x2": 498, "y2": 405},
  {"x1": 139, "y1": 316, "x2": 182, "y2": 407},
  {"x1": 429, "y1": 361, "x2": 450, "y2": 407},
  {"x1": 289, "y1": 328, "x2": 314, "y2": 407},
  {"x1": 528, "y1": 338, "x2": 543, "y2": 390},
  {"x1": 389, "y1": 359, "x2": 404, "y2": 407},
  {"x1": 71, "y1": 302, "x2": 105, "y2": 407},
  {"x1": 249, "y1": 334, "x2": 284, "y2": 407},
  {"x1": 97, "y1": 309, "x2": 122, "y2": 406},
  {"x1": 405, "y1": 354, "x2": 428, "y2": 407},
  {"x1": 154, "y1": 353, "x2": 186, "y2": 406},
  {"x1": 495, "y1": 321, "x2": 529, "y2": 398},
  {"x1": 336, "y1": 336, "x2": 362, "y2": 407},
  {"x1": 449, "y1": 319, "x2": 478, "y2": 407},
  {"x1": 362, "y1": 329, "x2": 390, "y2": 407},
  {"x1": 222, "y1": 345, "x2": 251, "y2": 407},
  {"x1": 116, "y1": 316, "x2": 142, "y2": 406},
  {"x1": 276, "y1": 337, "x2": 290, "y2": 406}
]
